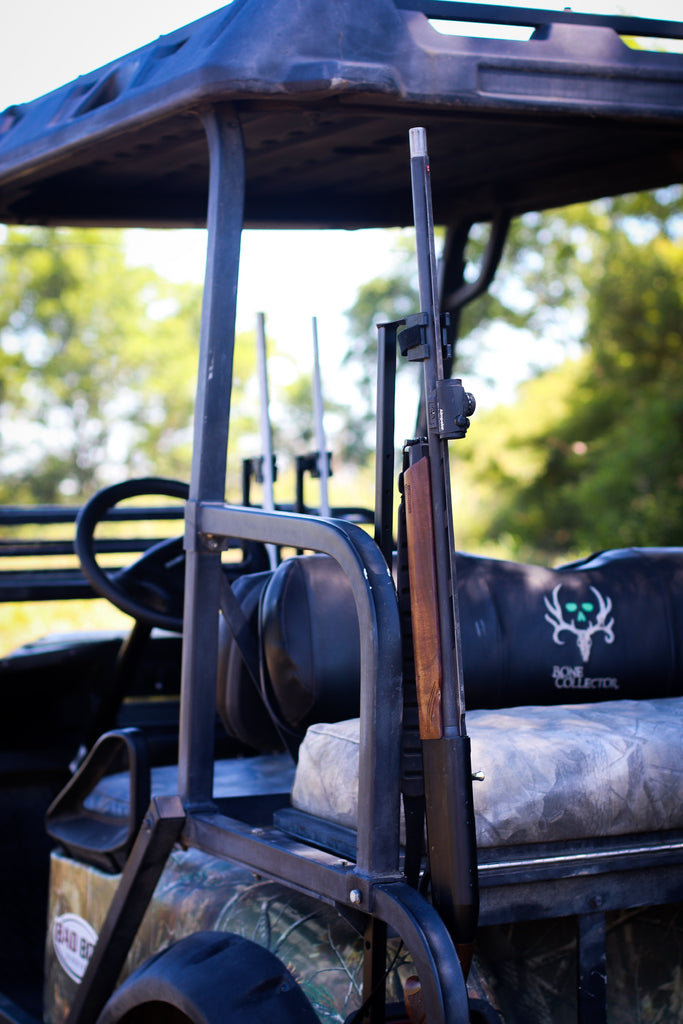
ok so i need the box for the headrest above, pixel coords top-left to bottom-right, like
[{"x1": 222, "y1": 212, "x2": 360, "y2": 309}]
[
  {"x1": 217, "y1": 555, "x2": 361, "y2": 753},
  {"x1": 217, "y1": 571, "x2": 283, "y2": 752},
  {"x1": 260, "y1": 554, "x2": 361, "y2": 734}
]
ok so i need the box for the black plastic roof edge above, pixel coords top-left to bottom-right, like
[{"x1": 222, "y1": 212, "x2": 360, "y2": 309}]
[{"x1": 0, "y1": 0, "x2": 682, "y2": 228}]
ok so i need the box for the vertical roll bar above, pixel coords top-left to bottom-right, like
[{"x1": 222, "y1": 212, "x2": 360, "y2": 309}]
[{"x1": 179, "y1": 106, "x2": 245, "y2": 807}]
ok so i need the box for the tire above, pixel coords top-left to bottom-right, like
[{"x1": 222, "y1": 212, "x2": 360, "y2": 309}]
[{"x1": 96, "y1": 931, "x2": 320, "y2": 1024}]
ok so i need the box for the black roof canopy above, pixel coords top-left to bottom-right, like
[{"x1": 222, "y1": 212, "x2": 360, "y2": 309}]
[{"x1": 0, "y1": 0, "x2": 682, "y2": 229}]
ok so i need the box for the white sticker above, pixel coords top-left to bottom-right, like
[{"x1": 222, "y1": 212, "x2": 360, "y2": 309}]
[{"x1": 53, "y1": 913, "x2": 98, "y2": 983}]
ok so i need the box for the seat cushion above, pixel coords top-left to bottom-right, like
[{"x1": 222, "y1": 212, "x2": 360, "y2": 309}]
[
  {"x1": 291, "y1": 698, "x2": 683, "y2": 847},
  {"x1": 85, "y1": 753, "x2": 295, "y2": 818}
]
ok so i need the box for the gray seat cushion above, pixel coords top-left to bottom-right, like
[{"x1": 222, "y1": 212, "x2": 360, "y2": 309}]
[
  {"x1": 291, "y1": 698, "x2": 683, "y2": 847},
  {"x1": 85, "y1": 753, "x2": 295, "y2": 817}
]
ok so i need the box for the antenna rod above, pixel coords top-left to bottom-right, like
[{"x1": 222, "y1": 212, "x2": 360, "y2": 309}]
[
  {"x1": 256, "y1": 311, "x2": 278, "y2": 568},
  {"x1": 311, "y1": 316, "x2": 331, "y2": 517}
]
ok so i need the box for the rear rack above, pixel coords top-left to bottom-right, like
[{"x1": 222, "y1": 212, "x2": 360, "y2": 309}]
[
  {"x1": 0, "y1": 505, "x2": 183, "y2": 602},
  {"x1": 397, "y1": 0, "x2": 683, "y2": 40}
]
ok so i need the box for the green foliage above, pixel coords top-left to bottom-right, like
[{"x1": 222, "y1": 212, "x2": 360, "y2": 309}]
[
  {"x1": 342, "y1": 188, "x2": 683, "y2": 560},
  {"x1": 0, "y1": 227, "x2": 203, "y2": 502},
  {"x1": 456, "y1": 188, "x2": 683, "y2": 561},
  {"x1": 341, "y1": 217, "x2": 585, "y2": 461},
  {"x1": 341, "y1": 231, "x2": 419, "y2": 462},
  {"x1": 227, "y1": 331, "x2": 326, "y2": 460},
  {"x1": 4, "y1": 186, "x2": 681, "y2": 565}
]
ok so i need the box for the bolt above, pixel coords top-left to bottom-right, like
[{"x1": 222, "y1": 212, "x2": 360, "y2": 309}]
[
  {"x1": 349, "y1": 889, "x2": 362, "y2": 905},
  {"x1": 205, "y1": 534, "x2": 220, "y2": 551},
  {"x1": 471, "y1": 769, "x2": 485, "y2": 782}
]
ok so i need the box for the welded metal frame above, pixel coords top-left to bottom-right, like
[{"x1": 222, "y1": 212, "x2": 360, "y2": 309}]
[
  {"x1": 177, "y1": 106, "x2": 245, "y2": 807},
  {"x1": 168, "y1": 104, "x2": 470, "y2": 1024}
]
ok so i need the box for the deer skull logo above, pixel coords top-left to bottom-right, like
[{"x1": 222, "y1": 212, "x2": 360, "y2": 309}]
[{"x1": 543, "y1": 585, "x2": 615, "y2": 663}]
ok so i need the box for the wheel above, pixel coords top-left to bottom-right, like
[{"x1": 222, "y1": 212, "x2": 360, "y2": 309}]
[
  {"x1": 96, "y1": 932, "x2": 320, "y2": 1024},
  {"x1": 75, "y1": 477, "x2": 189, "y2": 632}
]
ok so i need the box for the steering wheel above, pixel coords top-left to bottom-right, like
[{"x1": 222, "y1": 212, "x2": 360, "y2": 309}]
[{"x1": 75, "y1": 478, "x2": 189, "y2": 632}]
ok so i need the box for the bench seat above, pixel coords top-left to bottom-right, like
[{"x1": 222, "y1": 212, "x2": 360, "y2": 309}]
[
  {"x1": 46, "y1": 702, "x2": 683, "y2": 1024},
  {"x1": 83, "y1": 752, "x2": 295, "y2": 819},
  {"x1": 291, "y1": 698, "x2": 683, "y2": 847}
]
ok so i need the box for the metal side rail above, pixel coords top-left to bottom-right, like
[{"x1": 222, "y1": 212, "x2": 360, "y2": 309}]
[
  {"x1": 188, "y1": 503, "x2": 404, "y2": 880},
  {"x1": 478, "y1": 830, "x2": 683, "y2": 1023},
  {"x1": 478, "y1": 828, "x2": 683, "y2": 925},
  {"x1": 0, "y1": 503, "x2": 184, "y2": 603}
]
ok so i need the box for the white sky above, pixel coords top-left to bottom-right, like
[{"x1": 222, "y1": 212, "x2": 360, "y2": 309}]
[{"x1": 0, "y1": 0, "x2": 681, "y2": 410}]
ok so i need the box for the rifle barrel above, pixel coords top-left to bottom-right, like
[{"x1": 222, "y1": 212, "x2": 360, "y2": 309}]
[{"x1": 409, "y1": 128, "x2": 466, "y2": 734}]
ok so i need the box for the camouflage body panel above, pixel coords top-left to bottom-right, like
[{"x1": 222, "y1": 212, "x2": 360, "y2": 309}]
[
  {"x1": 46, "y1": 846, "x2": 682, "y2": 1024},
  {"x1": 475, "y1": 907, "x2": 683, "y2": 1023},
  {"x1": 45, "y1": 847, "x2": 412, "y2": 1024}
]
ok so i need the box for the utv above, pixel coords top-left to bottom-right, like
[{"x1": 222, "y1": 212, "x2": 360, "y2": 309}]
[{"x1": 0, "y1": 2, "x2": 681, "y2": 1022}]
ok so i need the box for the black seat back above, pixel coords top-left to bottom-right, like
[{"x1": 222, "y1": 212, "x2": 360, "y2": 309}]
[
  {"x1": 217, "y1": 555, "x2": 360, "y2": 753},
  {"x1": 457, "y1": 546, "x2": 683, "y2": 706},
  {"x1": 217, "y1": 547, "x2": 683, "y2": 751}
]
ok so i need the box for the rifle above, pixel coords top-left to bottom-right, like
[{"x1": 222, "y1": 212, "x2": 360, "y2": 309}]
[{"x1": 402, "y1": 126, "x2": 479, "y2": 974}]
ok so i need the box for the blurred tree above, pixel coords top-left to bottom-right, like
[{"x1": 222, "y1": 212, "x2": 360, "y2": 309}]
[
  {"x1": 454, "y1": 187, "x2": 683, "y2": 561},
  {"x1": 0, "y1": 227, "x2": 203, "y2": 502},
  {"x1": 342, "y1": 216, "x2": 573, "y2": 462},
  {"x1": 343, "y1": 188, "x2": 682, "y2": 558}
]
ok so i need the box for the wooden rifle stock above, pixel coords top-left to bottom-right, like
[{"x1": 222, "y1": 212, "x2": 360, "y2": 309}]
[
  {"x1": 402, "y1": 442, "x2": 479, "y2": 975},
  {"x1": 403, "y1": 453, "x2": 442, "y2": 740}
]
